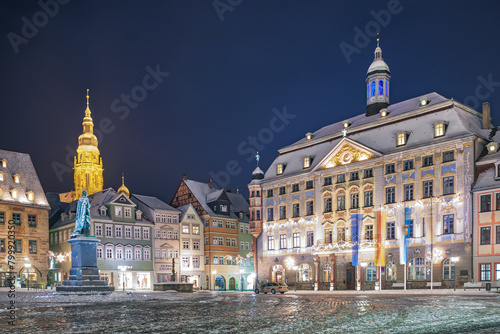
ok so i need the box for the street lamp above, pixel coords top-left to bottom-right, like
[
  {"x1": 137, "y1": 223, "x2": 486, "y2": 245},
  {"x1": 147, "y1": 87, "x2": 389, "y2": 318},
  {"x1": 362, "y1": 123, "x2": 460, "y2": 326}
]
[
  {"x1": 24, "y1": 263, "x2": 31, "y2": 291},
  {"x1": 450, "y1": 257, "x2": 460, "y2": 291},
  {"x1": 239, "y1": 269, "x2": 244, "y2": 291},
  {"x1": 360, "y1": 262, "x2": 368, "y2": 292},
  {"x1": 293, "y1": 265, "x2": 298, "y2": 291},
  {"x1": 212, "y1": 270, "x2": 217, "y2": 290}
]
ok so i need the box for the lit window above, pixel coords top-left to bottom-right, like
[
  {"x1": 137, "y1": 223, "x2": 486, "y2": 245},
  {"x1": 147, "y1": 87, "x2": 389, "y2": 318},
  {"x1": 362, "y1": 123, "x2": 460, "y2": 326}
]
[
  {"x1": 27, "y1": 192, "x2": 34, "y2": 201},
  {"x1": 397, "y1": 132, "x2": 408, "y2": 146},
  {"x1": 303, "y1": 157, "x2": 310, "y2": 168},
  {"x1": 182, "y1": 225, "x2": 189, "y2": 233},
  {"x1": 0, "y1": 172, "x2": 3, "y2": 181},
  {"x1": 277, "y1": 164, "x2": 284, "y2": 175},
  {"x1": 1, "y1": 159, "x2": 6, "y2": 168},
  {"x1": 434, "y1": 122, "x2": 447, "y2": 137},
  {"x1": 11, "y1": 189, "x2": 18, "y2": 199},
  {"x1": 14, "y1": 175, "x2": 20, "y2": 184}
]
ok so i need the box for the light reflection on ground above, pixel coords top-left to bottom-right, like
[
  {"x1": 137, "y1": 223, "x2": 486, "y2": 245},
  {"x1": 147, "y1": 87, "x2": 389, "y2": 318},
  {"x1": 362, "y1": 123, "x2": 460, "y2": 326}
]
[{"x1": 1, "y1": 291, "x2": 500, "y2": 333}]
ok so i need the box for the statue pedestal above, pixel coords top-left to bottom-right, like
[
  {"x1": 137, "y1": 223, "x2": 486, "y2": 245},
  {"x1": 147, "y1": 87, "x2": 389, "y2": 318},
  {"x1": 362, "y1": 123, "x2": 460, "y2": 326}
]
[{"x1": 56, "y1": 237, "x2": 114, "y2": 294}]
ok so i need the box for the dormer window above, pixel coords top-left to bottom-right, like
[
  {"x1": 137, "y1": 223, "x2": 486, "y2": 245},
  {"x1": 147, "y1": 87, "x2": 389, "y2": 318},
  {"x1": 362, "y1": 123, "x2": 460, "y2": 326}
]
[
  {"x1": 305, "y1": 132, "x2": 314, "y2": 140},
  {"x1": 1, "y1": 159, "x2": 6, "y2": 168},
  {"x1": 420, "y1": 97, "x2": 430, "y2": 107},
  {"x1": 433, "y1": 121, "x2": 448, "y2": 138},
  {"x1": 277, "y1": 164, "x2": 285, "y2": 175},
  {"x1": 27, "y1": 191, "x2": 34, "y2": 201},
  {"x1": 303, "y1": 157, "x2": 312, "y2": 169},
  {"x1": 100, "y1": 207, "x2": 107, "y2": 216},
  {"x1": 396, "y1": 131, "x2": 409, "y2": 146},
  {"x1": 497, "y1": 164, "x2": 500, "y2": 179},
  {"x1": 136, "y1": 210, "x2": 142, "y2": 220},
  {"x1": 487, "y1": 142, "x2": 499, "y2": 154},
  {"x1": 11, "y1": 189, "x2": 18, "y2": 199},
  {"x1": 380, "y1": 109, "x2": 390, "y2": 117},
  {"x1": 0, "y1": 172, "x2": 4, "y2": 181},
  {"x1": 343, "y1": 121, "x2": 351, "y2": 128},
  {"x1": 13, "y1": 174, "x2": 20, "y2": 184},
  {"x1": 221, "y1": 205, "x2": 228, "y2": 213},
  {"x1": 115, "y1": 206, "x2": 122, "y2": 217}
]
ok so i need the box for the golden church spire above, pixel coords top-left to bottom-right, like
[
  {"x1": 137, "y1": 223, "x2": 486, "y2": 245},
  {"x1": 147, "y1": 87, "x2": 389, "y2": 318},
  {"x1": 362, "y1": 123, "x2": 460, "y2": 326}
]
[{"x1": 72, "y1": 89, "x2": 103, "y2": 201}]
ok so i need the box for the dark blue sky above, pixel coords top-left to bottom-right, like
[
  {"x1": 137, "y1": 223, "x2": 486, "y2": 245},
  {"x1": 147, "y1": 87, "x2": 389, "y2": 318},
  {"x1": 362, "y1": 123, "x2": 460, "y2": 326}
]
[{"x1": 1, "y1": 1, "x2": 500, "y2": 201}]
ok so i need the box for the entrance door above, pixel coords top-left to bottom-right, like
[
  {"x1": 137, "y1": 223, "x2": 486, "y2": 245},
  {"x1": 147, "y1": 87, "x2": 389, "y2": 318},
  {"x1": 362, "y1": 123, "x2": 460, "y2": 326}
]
[
  {"x1": 215, "y1": 275, "x2": 225, "y2": 290},
  {"x1": 274, "y1": 271, "x2": 284, "y2": 283},
  {"x1": 229, "y1": 277, "x2": 236, "y2": 290},
  {"x1": 346, "y1": 266, "x2": 355, "y2": 290}
]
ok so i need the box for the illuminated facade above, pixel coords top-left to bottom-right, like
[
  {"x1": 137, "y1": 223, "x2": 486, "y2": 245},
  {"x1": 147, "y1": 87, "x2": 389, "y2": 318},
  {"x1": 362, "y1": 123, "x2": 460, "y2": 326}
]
[
  {"x1": 473, "y1": 133, "x2": 500, "y2": 286},
  {"x1": 72, "y1": 90, "x2": 103, "y2": 201},
  {"x1": 252, "y1": 42, "x2": 488, "y2": 290},
  {"x1": 171, "y1": 176, "x2": 252, "y2": 290},
  {"x1": 0, "y1": 150, "x2": 50, "y2": 288}
]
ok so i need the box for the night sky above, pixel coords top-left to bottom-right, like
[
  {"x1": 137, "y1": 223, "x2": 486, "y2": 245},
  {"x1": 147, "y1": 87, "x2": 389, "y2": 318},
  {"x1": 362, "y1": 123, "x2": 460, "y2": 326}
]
[{"x1": 1, "y1": 1, "x2": 500, "y2": 202}]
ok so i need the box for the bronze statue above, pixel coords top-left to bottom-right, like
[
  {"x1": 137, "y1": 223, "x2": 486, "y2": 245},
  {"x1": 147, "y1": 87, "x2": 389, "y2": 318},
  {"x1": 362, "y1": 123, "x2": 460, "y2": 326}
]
[{"x1": 71, "y1": 190, "x2": 91, "y2": 238}]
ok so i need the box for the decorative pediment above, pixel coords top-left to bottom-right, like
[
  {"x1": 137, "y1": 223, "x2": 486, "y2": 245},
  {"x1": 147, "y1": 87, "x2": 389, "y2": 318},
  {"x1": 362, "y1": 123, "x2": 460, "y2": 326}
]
[
  {"x1": 110, "y1": 193, "x2": 136, "y2": 206},
  {"x1": 313, "y1": 138, "x2": 382, "y2": 171}
]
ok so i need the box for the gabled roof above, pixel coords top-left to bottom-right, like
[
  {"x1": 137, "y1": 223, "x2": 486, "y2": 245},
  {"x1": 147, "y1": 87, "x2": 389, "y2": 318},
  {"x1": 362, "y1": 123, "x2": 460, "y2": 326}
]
[
  {"x1": 132, "y1": 194, "x2": 178, "y2": 212},
  {"x1": 177, "y1": 203, "x2": 200, "y2": 222},
  {"x1": 109, "y1": 193, "x2": 136, "y2": 206},
  {"x1": 0, "y1": 149, "x2": 50, "y2": 209},
  {"x1": 183, "y1": 179, "x2": 239, "y2": 219}
]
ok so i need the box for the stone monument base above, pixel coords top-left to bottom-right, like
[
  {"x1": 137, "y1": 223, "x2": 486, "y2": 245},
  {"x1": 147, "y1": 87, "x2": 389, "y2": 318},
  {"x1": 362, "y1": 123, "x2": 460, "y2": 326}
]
[{"x1": 56, "y1": 236, "x2": 114, "y2": 294}]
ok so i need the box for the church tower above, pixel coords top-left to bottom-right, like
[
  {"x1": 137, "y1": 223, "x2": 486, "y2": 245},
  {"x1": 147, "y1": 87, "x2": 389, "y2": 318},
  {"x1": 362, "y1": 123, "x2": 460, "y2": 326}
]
[
  {"x1": 73, "y1": 90, "x2": 103, "y2": 200},
  {"x1": 365, "y1": 38, "x2": 390, "y2": 116}
]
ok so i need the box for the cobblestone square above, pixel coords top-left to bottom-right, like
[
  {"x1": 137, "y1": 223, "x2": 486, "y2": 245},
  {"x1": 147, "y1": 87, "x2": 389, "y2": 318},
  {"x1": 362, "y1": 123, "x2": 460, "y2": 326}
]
[{"x1": 2, "y1": 290, "x2": 500, "y2": 333}]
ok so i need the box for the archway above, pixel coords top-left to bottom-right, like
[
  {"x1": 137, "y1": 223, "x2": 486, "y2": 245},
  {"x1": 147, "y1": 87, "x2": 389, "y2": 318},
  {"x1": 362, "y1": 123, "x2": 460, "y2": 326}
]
[
  {"x1": 229, "y1": 277, "x2": 236, "y2": 290},
  {"x1": 215, "y1": 275, "x2": 225, "y2": 290},
  {"x1": 272, "y1": 265, "x2": 285, "y2": 283}
]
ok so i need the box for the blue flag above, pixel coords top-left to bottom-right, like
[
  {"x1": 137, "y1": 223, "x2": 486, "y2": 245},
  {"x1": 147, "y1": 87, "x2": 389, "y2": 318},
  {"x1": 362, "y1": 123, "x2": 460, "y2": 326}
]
[
  {"x1": 401, "y1": 207, "x2": 411, "y2": 265},
  {"x1": 351, "y1": 213, "x2": 362, "y2": 266}
]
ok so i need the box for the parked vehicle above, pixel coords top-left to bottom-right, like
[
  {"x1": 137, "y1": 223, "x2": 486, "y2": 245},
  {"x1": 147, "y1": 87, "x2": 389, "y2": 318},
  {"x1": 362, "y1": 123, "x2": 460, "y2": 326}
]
[{"x1": 254, "y1": 282, "x2": 289, "y2": 294}]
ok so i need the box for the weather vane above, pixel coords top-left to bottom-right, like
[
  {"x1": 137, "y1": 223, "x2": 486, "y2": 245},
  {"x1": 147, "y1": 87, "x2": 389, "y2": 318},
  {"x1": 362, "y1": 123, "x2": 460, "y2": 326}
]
[{"x1": 342, "y1": 128, "x2": 347, "y2": 137}]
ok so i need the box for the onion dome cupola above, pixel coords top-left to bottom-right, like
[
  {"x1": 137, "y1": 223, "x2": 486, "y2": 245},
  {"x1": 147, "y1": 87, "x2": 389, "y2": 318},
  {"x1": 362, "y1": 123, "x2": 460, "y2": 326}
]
[
  {"x1": 117, "y1": 174, "x2": 130, "y2": 198},
  {"x1": 365, "y1": 38, "x2": 391, "y2": 116},
  {"x1": 252, "y1": 167, "x2": 265, "y2": 180}
]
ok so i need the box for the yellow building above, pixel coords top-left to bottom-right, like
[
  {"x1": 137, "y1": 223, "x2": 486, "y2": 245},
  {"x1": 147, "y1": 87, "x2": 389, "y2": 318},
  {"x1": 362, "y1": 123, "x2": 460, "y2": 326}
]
[{"x1": 61, "y1": 90, "x2": 104, "y2": 202}]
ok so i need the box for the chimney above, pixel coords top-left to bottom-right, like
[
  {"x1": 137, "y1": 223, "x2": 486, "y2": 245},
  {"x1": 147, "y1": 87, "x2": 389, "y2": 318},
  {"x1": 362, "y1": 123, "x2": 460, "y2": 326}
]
[
  {"x1": 208, "y1": 179, "x2": 213, "y2": 189},
  {"x1": 182, "y1": 173, "x2": 187, "y2": 180},
  {"x1": 483, "y1": 102, "x2": 491, "y2": 129}
]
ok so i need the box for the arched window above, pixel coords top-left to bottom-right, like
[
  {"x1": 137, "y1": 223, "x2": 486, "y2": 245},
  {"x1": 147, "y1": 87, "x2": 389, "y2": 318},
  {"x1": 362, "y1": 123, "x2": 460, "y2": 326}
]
[
  {"x1": 443, "y1": 259, "x2": 455, "y2": 280},
  {"x1": 385, "y1": 81, "x2": 389, "y2": 97},
  {"x1": 370, "y1": 81, "x2": 375, "y2": 97},
  {"x1": 366, "y1": 262, "x2": 376, "y2": 281},
  {"x1": 14, "y1": 174, "x2": 20, "y2": 184},
  {"x1": 408, "y1": 257, "x2": 430, "y2": 281},
  {"x1": 298, "y1": 264, "x2": 312, "y2": 282},
  {"x1": 323, "y1": 264, "x2": 331, "y2": 282},
  {"x1": 386, "y1": 261, "x2": 397, "y2": 281},
  {"x1": 367, "y1": 83, "x2": 370, "y2": 99},
  {"x1": 378, "y1": 80, "x2": 384, "y2": 95},
  {"x1": 0, "y1": 172, "x2": 4, "y2": 181},
  {"x1": 337, "y1": 226, "x2": 346, "y2": 243}
]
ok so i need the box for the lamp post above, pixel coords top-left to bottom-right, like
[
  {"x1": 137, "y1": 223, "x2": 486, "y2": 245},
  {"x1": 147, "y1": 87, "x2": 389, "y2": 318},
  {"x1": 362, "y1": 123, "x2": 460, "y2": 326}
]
[
  {"x1": 24, "y1": 263, "x2": 31, "y2": 291},
  {"x1": 212, "y1": 270, "x2": 217, "y2": 290},
  {"x1": 239, "y1": 269, "x2": 244, "y2": 291},
  {"x1": 293, "y1": 265, "x2": 298, "y2": 291},
  {"x1": 451, "y1": 257, "x2": 460, "y2": 292},
  {"x1": 360, "y1": 262, "x2": 368, "y2": 292},
  {"x1": 118, "y1": 266, "x2": 128, "y2": 292}
]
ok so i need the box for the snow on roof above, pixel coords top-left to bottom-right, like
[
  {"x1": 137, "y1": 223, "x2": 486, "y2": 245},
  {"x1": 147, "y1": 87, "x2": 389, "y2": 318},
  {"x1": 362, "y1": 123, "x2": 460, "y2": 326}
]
[
  {"x1": 264, "y1": 93, "x2": 486, "y2": 181},
  {"x1": 0, "y1": 149, "x2": 50, "y2": 209},
  {"x1": 133, "y1": 194, "x2": 178, "y2": 212},
  {"x1": 474, "y1": 167, "x2": 500, "y2": 191}
]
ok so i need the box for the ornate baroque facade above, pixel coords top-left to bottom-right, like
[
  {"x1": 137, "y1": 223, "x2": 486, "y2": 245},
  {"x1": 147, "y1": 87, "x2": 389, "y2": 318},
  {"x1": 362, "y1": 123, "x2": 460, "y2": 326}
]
[{"x1": 250, "y1": 43, "x2": 489, "y2": 290}]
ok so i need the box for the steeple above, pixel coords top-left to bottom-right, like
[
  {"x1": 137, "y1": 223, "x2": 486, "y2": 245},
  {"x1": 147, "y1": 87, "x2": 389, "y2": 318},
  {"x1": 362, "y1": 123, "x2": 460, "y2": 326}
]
[
  {"x1": 365, "y1": 38, "x2": 391, "y2": 117},
  {"x1": 73, "y1": 89, "x2": 104, "y2": 200}
]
